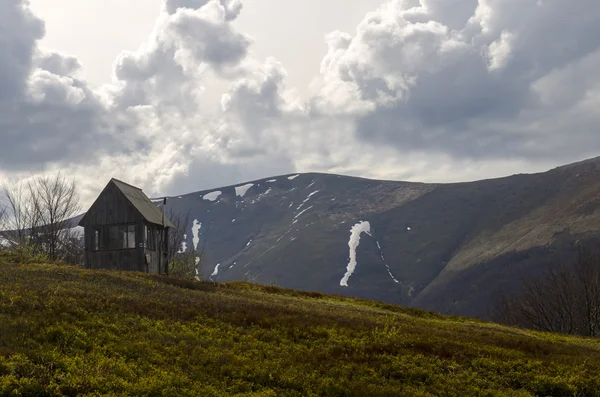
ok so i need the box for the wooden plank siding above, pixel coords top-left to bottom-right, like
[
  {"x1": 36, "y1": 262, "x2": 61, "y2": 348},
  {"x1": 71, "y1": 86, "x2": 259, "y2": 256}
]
[{"x1": 79, "y1": 179, "x2": 171, "y2": 274}]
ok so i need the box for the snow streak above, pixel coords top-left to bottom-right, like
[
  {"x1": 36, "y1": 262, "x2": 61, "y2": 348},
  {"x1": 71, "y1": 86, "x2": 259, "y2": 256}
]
[
  {"x1": 340, "y1": 221, "x2": 371, "y2": 287},
  {"x1": 293, "y1": 205, "x2": 313, "y2": 224},
  {"x1": 296, "y1": 190, "x2": 320, "y2": 211},
  {"x1": 376, "y1": 241, "x2": 399, "y2": 284},
  {"x1": 211, "y1": 263, "x2": 221, "y2": 277}
]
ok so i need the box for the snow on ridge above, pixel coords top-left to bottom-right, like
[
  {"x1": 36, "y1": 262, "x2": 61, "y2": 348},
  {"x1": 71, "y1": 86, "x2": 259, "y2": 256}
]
[
  {"x1": 211, "y1": 263, "x2": 221, "y2": 277},
  {"x1": 340, "y1": 221, "x2": 371, "y2": 287},
  {"x1": 287, "y1": 174, "x2": 300, "y2": 180},
  {"x1": 191, "y1": 219, "x2": 201, "y2": 251},
  {"x1": 266, "y1": 179, "x2": 277, "y2": 183},
  {"x1": 235, "y1": 183, "x2": 255, "y2": 197},
  {"x1": 203, "y1": 191, "x2": 222, "y2": 202}
]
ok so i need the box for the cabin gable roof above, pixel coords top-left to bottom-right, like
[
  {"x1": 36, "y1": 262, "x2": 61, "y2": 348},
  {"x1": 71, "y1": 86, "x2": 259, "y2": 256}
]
[{"x1": 78, "y1": 178, "x2": 175, "y2": 228}]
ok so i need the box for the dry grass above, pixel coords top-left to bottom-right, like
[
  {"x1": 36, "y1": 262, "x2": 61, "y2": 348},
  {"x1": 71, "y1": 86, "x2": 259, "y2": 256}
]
[{"x1": 0, "y1": 251, "x2": 599, "y2": 396}]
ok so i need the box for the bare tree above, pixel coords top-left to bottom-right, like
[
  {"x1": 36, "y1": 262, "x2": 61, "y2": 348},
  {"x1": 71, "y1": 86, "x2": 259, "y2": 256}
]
[
  {"x1": 574, "y1": 247, "x2": 600, "y2": 336},
  {"x1": 28, "y1": 174, "x2": 82, "y2": 262},
  {"x1": 0, "y1": 174, "x2": 83, "y2": 264},
  {"x1": 0, "y1": 202, "x2": 6, "y2": 249},
  {"x1": 165, "y1": 207, "x2": 191, "y2": 267},
  {"x1": 491, "y1": 245, "x2": 600, "y2": 337},
  {"x1": 1, "y1": 181, "x2": 36, "y2": 250}
]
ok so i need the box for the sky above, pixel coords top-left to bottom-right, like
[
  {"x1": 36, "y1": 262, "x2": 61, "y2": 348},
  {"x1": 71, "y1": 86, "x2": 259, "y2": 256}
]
[{"x1": 2, "y1": 0, "x2": 600, "y2": 206}]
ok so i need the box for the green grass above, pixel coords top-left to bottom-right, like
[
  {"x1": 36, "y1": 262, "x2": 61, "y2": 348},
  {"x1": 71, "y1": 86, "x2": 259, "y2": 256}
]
[{"x1": 0, "y1": 252, "x2": 599, "y2": 396}]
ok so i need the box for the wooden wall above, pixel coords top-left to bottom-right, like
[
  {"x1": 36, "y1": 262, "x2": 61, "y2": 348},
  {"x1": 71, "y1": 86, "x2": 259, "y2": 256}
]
[
  {"x1": 82, "y1": 183, "x2": 167, "y2": 274},
  {"x1": 86, "y1": 247, "x2": 142, "y2": 272}
]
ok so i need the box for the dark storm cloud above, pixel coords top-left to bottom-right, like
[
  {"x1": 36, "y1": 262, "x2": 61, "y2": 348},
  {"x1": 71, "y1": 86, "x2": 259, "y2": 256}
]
[
  {"x1": 0, "y1": 0, "x2": 123, "y2": 170},
  {"x1": 0, "y1": 0, "x2": 44, "y2": 102}
]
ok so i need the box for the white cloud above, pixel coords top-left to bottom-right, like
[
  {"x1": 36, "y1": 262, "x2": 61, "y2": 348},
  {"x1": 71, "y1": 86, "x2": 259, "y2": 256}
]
[{"x1": 2, "y1": 0, "x2": 600, "y2": 206}]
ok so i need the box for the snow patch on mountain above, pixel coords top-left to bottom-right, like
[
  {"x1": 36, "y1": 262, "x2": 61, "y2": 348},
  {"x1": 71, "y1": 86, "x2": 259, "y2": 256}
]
[
  {"x1": 179, "y1": 234, "x2": 188, "y2": 253},
  {"x1": 191, "y1": 220, "x2": 201, "y2": 251},
  {"x1": 340, "y1": 221, "x2": 371, "y2": 287},
  {"x1": 266, "y1": 179, "x2": 277, "y2": 183},
  {"x1": 288, "y1": 174, "x2": 300, "y2": 180},
  {"x1": 235, "y1": 183, "x2": 254, "y2": 197},
  {"x1": 211, "y1": 263, "x2": 221, "y2": 277},
  {"x1": 203, "y1": 191, "x2": 222, "y2": 202}
]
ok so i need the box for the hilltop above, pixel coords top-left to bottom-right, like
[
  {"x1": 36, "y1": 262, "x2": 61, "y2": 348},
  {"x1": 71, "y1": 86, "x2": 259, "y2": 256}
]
[
  {"x1": 159, "y1": 157, "x2": 600, "y2": 319},
  {"x1": 1, "y1": 254, "x2": 599, "y2": 396}
]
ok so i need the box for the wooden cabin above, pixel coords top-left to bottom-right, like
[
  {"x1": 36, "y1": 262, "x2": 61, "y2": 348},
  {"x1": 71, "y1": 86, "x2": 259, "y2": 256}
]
[{"x1": 78, "y1": 178, "x2": 175, "y2": 274}]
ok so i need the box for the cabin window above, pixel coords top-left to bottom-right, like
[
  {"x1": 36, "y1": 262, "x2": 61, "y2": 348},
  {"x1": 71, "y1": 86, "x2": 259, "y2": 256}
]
[
  {"x1": 95, "y1": 224, "x2": 136, "y2": 250},
  {"x1": 117, "y1": 224, "x2": 136, "y2": 249},
  {"x1": 126, "y1": 225, "x2": 136, "y2": 249}
]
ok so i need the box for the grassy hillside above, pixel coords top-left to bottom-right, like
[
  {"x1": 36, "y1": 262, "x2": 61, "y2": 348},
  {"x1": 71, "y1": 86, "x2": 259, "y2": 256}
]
[{"x1": 0, "y1": 253, "x2": 599, "y2": 396}]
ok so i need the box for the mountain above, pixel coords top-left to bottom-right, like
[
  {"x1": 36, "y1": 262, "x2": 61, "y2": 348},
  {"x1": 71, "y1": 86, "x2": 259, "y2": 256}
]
[
  {"x1": 163, "y1": 157, "x2": 600, "y2": 319},
  {"x1": 1, "y1": 256, "x2": 599, "y2": 395}
]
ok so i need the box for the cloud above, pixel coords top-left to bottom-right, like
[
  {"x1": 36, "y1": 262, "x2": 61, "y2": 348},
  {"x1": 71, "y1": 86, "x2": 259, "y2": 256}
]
[
  {"x1": 113, "y1": 0, "x2": 250, "y2": 111},
  {"x1": 164, "y1": 0, "x2": 243, "y2": 20},
  {"x1": 0, "y1": 0, "x2": 129, "y2": 171},
  {"x1": 2, "y1": 0, "x2": 600, "y2": 205},
  {"x1": 0, "y1": 0, "x2": 44, "y2": 102},
  {"x1": 314, "y1": 0, "x2": 600, "y2": 162}
]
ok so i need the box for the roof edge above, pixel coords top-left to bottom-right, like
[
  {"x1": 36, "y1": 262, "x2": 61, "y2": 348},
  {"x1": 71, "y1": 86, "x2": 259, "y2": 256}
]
[{"x1": 110, "y1": 178, "x2": 142, "y2": 191}]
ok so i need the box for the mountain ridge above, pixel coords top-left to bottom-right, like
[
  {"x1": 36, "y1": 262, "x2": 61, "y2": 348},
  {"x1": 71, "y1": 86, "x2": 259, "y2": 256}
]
[
  {"x1": 96, "y1": 156, "x2": 596, "y2": 318},
  {"x1": 162, "y1": 155, "x2": 600, "y2": 201}
]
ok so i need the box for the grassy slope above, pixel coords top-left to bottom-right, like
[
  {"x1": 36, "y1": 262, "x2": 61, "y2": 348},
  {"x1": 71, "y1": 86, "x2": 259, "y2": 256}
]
[{"x1": 0, "y1": 254, "x2": 599, "y2": 396}]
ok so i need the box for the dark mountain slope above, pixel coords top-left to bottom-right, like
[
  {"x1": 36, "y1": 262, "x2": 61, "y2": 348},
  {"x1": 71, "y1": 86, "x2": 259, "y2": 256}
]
[{"x1": 163, "y1": 157, "x2": 600, "y2": 318}]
